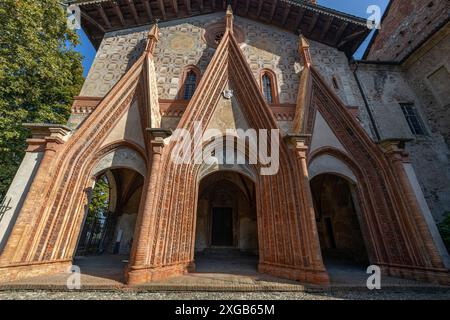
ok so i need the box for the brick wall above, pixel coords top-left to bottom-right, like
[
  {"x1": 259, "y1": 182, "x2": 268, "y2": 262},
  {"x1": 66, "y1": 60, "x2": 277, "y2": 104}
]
[{"x1": 366, "y1": 0, "x2": 449, "y2": 61}]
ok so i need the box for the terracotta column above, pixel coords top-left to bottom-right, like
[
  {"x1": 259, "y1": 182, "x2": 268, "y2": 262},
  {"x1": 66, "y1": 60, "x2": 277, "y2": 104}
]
[
  {"x1": 285, "y1": 134, "x2": 329, "y2": 284},
  {"x1": 127, "y1": 129, "x2": 171, "y2": 284},
  {"x1": 379, "y1": 139, "x2": 446, "y2": 269},
  {"x1": 0, "y1": 124, "x2": 70, "y2": 263}
]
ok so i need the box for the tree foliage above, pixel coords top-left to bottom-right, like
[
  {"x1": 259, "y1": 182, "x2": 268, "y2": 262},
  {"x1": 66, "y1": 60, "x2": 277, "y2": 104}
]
[
  {"x1": 0, "y1": 0, "x2": 84, "y2": 195},
  {"x1": 87, "y1": 175, "x2": 111, "y2": 224},
  {"x1": 438, "y1": 212, "x2": 450, "y2": 253}
]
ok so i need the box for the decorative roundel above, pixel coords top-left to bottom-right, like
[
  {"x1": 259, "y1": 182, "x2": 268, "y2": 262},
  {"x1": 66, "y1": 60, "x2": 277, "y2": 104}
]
[
  {"x1": 168, "y1": 32, "x2": 196, "y2": 52},
  {"x1": 203, "y1": 22, "x2": 245, "y2": 48}
]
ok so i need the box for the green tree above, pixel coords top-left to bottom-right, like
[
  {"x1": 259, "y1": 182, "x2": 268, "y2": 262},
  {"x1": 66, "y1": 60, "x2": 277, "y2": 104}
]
[
  {"x1": 0, "y1": 0, "x2": 84, "y2": 196},
  {"x1": 438, "y1": 212, "x2": 450, "y2": 253},
  {"x1": 88, "y1": 175, "x2": 111, "y2": 224}
]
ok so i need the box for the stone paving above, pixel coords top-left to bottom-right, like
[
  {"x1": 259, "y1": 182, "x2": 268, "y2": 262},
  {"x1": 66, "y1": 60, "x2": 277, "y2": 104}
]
[
  {"x1": 1, "y1": 254, "x2": 449, "y2": 300},
  {"x1": 2, "y1": 290, "x2": 450, "y2": 300}
]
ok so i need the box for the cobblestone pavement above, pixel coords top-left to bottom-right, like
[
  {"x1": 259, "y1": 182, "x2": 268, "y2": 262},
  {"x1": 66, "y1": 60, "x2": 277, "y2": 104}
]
[
  {"x1": 1, "y1": 290, "x2": 450, "y2": 300},
  {"x1": 1, "y1": 255, "x2": 449, "y2": 299}
]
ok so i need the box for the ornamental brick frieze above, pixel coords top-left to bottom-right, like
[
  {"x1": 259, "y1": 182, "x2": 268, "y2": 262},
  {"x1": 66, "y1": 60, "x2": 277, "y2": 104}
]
[
  {"x1": 126, "y1": 10, "x2": 328, "y2": 285},
  {"x1": 303, "y1": 66, "x2": 450, "y2": 284},
  {"x1": 0, "y1": 48, "x2": 146, "y2": 276}
]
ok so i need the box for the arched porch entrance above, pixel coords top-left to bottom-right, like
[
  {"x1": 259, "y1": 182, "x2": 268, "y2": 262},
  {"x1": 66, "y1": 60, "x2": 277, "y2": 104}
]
[
  {"x1": 73, "y1": 145, "x2": 146, "y2": 281},
  {"x1": 310, "y1": 173, "x2": 369, "y2": 267},
  {"x1": 76, "y1": 168, "x2": 144, "y2": 258},
  {"x1": 194, "y1": 170, "x2": 258, "y2": 274}
]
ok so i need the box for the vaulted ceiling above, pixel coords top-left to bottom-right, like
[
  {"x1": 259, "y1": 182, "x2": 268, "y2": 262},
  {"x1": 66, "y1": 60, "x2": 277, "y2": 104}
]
[{"x1": 68, "y1": 0, "x2": 370, "y2": 57}]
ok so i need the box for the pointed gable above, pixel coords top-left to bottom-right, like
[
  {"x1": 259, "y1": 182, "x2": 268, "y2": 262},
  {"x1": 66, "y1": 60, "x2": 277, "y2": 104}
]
[{"x1": 100, "y1": 100, "x2": 146, "y2": 149}]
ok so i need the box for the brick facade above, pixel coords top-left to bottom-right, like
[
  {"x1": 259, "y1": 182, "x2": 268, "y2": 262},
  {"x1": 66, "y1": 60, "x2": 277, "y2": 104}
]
[
  {"x1": 0, "y1": 6, "x2": 449, "y2": 286},
  {"x1": 365, "y1": 0, "x2": 449, "y2": 62}
]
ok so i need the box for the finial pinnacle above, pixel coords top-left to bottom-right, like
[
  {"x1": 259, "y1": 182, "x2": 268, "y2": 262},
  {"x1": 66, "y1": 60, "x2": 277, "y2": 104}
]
[
  {"x1": 299, "y1": 33, "x2": 310, "y2": 49},
  {"x1": 298, "y1": 33, "x2": 312, "y2": 67},
  {"x1": 226, "y1": 4, "x2": 234, "y2": 34},
  {"x1": 146, "y1": 23, "x2": 160, "y2": 55},
  {"x1": 226, "y1": 4, "x2": 233, "y2": 15}
]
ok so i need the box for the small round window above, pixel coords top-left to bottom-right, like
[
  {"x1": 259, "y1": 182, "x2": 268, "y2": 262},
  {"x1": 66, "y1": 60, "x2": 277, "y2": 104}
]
[
  {"x1": 214, "y1": 32, "x2": 224, "y2": 45},
  {"x1": 203, "y1": 22, "x2": 245, "y2": 48}
]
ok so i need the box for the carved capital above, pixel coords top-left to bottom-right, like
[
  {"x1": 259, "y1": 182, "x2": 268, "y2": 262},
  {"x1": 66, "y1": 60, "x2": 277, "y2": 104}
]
[
  {"x1": 378, "y1": 138, "x2": 412, "y2": 162},
  {"x1": 23, "y1": 123, "x2": 71, "y2": 153},
  {"x1": 25, "y1": 138, "x2": 47, "y2": 153},
  {"x1": 147, "y1": 128, "x2": 172, "y2": 154},
  {"x1": 285, "y1": 134, "x2": 311, "y2": 159},
  {"x1": 44, "y1": 136, "x2": 66, "y2": 152}
]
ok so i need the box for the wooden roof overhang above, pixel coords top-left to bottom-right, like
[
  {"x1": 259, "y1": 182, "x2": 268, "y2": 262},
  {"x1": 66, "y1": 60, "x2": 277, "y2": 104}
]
[{"x1": 66, "y1": 0, "x2": 370, "y2": 57}]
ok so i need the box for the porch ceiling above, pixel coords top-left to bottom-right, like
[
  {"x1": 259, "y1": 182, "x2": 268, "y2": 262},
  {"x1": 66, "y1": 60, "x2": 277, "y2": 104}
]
[{"x1": 67, "y1": 0, "x2": 370, "y2": 57}]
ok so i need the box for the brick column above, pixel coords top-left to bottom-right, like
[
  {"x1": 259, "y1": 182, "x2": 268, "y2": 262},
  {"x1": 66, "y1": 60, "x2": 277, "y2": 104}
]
[
  {"x1": 379, "y1": 140, "x2": 446, "y2": 267},
  {"x1": 0, "y1": 124, "x2": 70, "y2": 263},
  {"x1": 127, "y1": 129, "x2": 171, "y2": 284},
  {"x1": 284, "y1": 134, "x2": 329, "y2": 284}
]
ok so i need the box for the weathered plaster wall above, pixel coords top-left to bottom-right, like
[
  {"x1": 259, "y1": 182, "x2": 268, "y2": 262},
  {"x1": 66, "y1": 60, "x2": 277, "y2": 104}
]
[
  {"x1": 100, "y1": 101, "x2": 145, "y2": 150},
  {"x1": 403, "y1": 30, "x2": 450, "y2": 147},
  {"x1": 152, "y1": 13, "x2": 301, "y2": 103},
  {"x1": 80, "y1": 26, "x2": 148, "y2": 97},
  {"x1": 0, "y1": 152, "x2": 43, "y2": 253},
  {"x1": 355, "y1": 63, "x2": 450, "y2": 222},
  {"x1": 111, "y1": 187, "x2": 142, "y2": 256}
]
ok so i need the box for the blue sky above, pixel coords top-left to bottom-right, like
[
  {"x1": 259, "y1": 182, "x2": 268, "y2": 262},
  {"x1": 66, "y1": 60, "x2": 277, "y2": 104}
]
[{"x1": 75, "y1": 0, "x2": 390, "y2": 76}]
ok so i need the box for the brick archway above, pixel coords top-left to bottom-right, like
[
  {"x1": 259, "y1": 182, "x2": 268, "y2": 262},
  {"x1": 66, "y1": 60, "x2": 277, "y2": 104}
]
[
  {"x1": 76, "y1": 167, "x2": 145, "y2": 259},
  {"x1": 195, "y1": 170, "x2": 257, "y2": 252},
  {"x1": 310, "y1": 173, "x2": 370, "y2": 266}
]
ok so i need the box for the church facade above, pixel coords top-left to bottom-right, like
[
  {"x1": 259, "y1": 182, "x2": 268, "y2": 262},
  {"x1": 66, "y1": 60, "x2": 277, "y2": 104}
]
[{"x1": 0, "y1": 0, "x2": 449, "y2": 285}]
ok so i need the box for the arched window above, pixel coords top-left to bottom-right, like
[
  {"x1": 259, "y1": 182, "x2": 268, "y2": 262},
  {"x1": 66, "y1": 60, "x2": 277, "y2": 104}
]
[
  {"x1": 262, "y1": 74, "x2": 273, "y2": 103},
  {"x1": 260, "y1": 70, "x2": 278, "y2": 104},
  {"x1": 332, "y1": 76, "x2": 339, "y2": 90},
  {"x1": 183, "y1": 70, "x2": 198, "y2": 100}
]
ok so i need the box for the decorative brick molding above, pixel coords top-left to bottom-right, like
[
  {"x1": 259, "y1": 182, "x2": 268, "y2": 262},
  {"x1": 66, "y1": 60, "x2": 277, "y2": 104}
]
[
  {"x1": 159, "y1": 99, "x2": 188, "y2": 117},
  {"x1": 259, "y1": 69, "x2": 280, "y2": 104},
  {"x1": 0, "y1": 9, "x2": 448, "y2": 287},
  {"x1": 71, "y1": 96, "x2": 103, "y2": 114},
  {"x1": 304, "y1": 67, "x2": 450, "y2": 285},
  {"x1": 0, "y1": 260, "x2": 71, "y2": 283},
  {"x1": 126, "y1": 11, "x2": 329, "y2": 286},
  {"x1": 345, "y1": 105, "x2": 360, "y2": 118},
  {"x1": 271, "y1": 104, "x2": 296, "y2": 121},
  {"x1": 160, "y1": 99, "x2": 296, "y2": 121},
  {"x1": 0, "y1": 29, "x2": 151, "y2": 282}
]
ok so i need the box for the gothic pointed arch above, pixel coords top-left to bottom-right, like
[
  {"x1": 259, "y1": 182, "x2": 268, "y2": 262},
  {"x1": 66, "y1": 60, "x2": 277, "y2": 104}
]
[
  {"x1": 126, "y1": 12, "x2": 329, "y2": 285},
  {"x1": 179, "y1": 65, "x2": 202, "y2": 101},
  {"x1": 0, "y1": 25, "x2": 161, "y2": 281},
  {"x1": 302, "y1": 65, "x2": 450, "y2": 283},
  {"x1": 259, "y1": 69, "x2": 279, "y2": 104}
]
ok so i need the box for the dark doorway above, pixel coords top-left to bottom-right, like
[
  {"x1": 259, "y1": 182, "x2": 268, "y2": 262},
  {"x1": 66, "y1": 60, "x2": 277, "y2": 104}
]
[
  {"x1": 311, "y1": 173, "x2": 369, "y2": 266},
  {"x1": 194, "y1": 171, "x2": 258, "y2": 274},
  {"x1": 211, "y1": 207, "x2": 233, "y2": 246}
]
